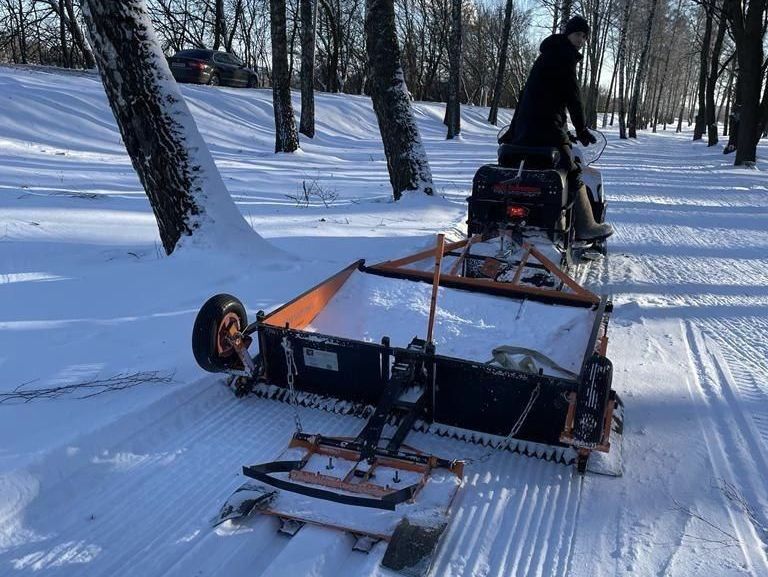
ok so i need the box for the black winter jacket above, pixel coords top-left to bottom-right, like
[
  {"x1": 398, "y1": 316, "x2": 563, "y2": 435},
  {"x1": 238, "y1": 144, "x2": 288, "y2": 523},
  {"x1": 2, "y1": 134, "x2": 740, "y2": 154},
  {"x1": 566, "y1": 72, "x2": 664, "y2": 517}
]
[{"x1": 502, "y1": 34, "x2": 586, "y2": 147}]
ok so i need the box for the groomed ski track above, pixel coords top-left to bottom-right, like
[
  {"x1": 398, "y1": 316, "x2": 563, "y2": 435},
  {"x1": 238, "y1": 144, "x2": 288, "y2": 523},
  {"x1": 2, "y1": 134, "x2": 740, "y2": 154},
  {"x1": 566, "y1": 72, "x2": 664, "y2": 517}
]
[
  {"x1": 1, "y1": 67, "x2": 768, "y2": 576},
  {"x1": 1, "y1": 381, "x2": 585, "y2": 577}
]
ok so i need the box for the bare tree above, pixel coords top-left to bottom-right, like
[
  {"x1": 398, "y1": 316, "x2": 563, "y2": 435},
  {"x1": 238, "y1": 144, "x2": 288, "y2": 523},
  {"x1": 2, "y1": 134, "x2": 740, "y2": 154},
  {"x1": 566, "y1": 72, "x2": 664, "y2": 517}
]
[
  {"x1": 583, "y1": 0, "x2": 614, "y2": 128},
  {"x1": 445, "y1": 0, "x2": 461, "y2": 138},
  {"x1": 616, "y1": 0, "x2": 631, "y2": 138},
  {"x1": 270, "y1": 0, "x2": 300, "y2": 151},
  {"x1": 39, "y1": 0, "x2": 96, "y2": 68},
  {"x1": 693, "y1": 1, "x2": 715, "y2": 140},
  {"x1": 723, "y1": 0, "x2": 767, "y2": 165},
  {"x1": 560, "y1": 0, "x2": 573, "y2": 29},
  {"x1": 705, "y1": 3, "x2": 727, "y2": 146},
  {"x1": 488, "y1": 0, "x2": 513, "y2": 126},
  {"x1": 627, "y1": 0, "x2": 659, "y2": 138},
  {"x1": 82, "y1": 0, "x2": 268, "y2": 254},
  {"x1": 299, "y1": 0, "x2": 316, "y2": 137},
  {"x1": 213, "y1": 0, "x2": 226, "y2": 49},
  {"x1": 365, "y1": 0, "x2": 433, "y2": 199}
]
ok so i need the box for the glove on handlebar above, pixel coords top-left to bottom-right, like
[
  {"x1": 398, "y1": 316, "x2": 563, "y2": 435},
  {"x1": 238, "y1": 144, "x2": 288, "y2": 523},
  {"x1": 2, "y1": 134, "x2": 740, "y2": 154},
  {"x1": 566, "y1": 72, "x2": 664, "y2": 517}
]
[{"x1": 577, "y1": 129, "x2": 597, "y2": 146}]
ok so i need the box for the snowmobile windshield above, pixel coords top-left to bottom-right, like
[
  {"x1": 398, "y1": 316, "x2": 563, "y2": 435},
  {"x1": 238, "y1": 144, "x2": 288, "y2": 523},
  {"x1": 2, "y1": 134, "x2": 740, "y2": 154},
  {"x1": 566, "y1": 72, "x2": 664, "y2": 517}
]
[{"x1": 576, "y1": 130, "x2": 607, "y2": 166}]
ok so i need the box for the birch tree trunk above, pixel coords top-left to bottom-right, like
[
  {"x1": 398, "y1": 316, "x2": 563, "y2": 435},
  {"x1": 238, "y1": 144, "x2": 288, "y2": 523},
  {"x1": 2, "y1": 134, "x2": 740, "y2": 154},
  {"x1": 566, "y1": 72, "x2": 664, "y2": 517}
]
[
  {"x1": 271, "y1": 0, "x2": 300, "y2": 152},
  {"x1": 365, "y1": 0, "x2": 433, "y2": 199},
  {"x1": 82, "y1": 0, "x2": 267, "y2": 255}
]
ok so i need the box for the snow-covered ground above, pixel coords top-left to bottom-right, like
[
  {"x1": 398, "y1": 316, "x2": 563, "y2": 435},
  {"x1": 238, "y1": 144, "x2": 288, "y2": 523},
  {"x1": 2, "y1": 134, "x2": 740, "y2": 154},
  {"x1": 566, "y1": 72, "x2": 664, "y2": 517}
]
[{"x1": 1, "y1": 66, "x2": 767, "y2": 577}]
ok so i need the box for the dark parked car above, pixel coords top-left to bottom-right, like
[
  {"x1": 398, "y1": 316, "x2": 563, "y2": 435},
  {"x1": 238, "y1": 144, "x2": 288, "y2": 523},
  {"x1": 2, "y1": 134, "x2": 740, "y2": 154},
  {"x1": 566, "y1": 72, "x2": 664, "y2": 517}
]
[{"x1": 167, "y1": 49, "x2": 259, "y2": 88}]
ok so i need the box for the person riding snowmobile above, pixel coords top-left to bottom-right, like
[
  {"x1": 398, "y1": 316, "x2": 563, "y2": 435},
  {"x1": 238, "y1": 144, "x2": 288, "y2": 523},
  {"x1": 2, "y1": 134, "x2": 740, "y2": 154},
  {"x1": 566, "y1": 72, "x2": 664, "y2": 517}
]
[{"x1": 501, "y1": 15, "x2": 614, "y2": 241}]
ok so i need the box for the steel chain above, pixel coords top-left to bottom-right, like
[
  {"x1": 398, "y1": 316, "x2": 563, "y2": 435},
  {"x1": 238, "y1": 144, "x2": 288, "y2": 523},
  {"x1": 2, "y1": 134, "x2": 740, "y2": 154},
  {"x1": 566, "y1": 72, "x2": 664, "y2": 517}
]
[
  {"x1": 472, "y1": 382, "x2": 541, "y2": 463},
  {"x1": 505, "y1": 382, "x2": 540, "y2": 439},
  {"x1": 281, "y1": 336, "x2": 303, "y2": 433}
]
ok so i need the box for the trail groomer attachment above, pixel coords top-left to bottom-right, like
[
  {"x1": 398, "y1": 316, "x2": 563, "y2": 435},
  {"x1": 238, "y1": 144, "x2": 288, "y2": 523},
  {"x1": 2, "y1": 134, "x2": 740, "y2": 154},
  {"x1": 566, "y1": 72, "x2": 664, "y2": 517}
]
[{"x1": 194, "y1": 238, "x2": 623, "y2": 576}]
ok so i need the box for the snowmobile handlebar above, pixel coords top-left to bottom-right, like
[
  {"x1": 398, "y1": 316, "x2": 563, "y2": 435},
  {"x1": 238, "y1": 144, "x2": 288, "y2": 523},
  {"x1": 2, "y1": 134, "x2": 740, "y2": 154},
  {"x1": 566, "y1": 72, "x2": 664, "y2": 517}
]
[{"x1": 496, "y1": 125, "x2": 607, "y2": 167}]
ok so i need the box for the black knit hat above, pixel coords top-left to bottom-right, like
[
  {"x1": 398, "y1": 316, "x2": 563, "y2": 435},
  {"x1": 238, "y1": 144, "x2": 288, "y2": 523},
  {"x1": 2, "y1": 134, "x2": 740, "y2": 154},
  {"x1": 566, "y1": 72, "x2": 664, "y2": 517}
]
[{"x1": 564, "y1": 15, "x2": 590, "y2": 37}]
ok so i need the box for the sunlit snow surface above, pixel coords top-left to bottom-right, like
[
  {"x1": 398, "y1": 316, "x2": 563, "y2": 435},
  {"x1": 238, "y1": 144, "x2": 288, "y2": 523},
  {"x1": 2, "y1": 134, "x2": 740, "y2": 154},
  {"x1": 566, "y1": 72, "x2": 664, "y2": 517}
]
[
  {"x1": 1, "y1": 66, "x2": 768, "y2": 577},
  {"x1": 307, "y1": 269, "x2": 593, "y2": 375}
]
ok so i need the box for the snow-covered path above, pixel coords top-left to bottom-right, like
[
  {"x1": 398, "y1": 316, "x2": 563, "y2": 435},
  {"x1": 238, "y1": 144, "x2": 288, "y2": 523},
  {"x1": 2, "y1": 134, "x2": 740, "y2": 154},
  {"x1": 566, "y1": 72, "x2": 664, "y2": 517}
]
[{"x1": 1, "y1": 66, "x2": 767, "y2": 576}]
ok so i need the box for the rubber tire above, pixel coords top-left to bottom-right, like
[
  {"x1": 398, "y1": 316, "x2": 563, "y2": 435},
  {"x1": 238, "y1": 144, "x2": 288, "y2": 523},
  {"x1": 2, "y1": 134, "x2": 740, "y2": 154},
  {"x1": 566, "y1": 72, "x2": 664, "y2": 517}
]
[
  {"x1": 192, "y1": 294, "x2": 247, "y2": 373},
  {"x1": 208, "y1": 73, "x2": 220, "y2": 86}
]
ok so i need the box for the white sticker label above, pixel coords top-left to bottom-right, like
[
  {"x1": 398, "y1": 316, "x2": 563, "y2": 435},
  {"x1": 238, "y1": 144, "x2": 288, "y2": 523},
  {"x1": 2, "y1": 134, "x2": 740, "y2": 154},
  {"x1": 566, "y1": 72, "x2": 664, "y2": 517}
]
[{"x1": 303, "y1": 348, "x2": 339, "y2": 371}]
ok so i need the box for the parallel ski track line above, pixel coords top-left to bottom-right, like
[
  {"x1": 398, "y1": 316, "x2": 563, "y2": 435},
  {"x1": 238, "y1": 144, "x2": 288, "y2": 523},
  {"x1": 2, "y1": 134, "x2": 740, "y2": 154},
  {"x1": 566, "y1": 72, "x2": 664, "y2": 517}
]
[
  {"x1": 604, "y1": 254, "x2": 768, "y2": 293},
  {"x1": 87, "y1": 393, "x2": 299, "y2": 577},
  {"x1": 0, "y1": 382, "x2": 365, "y2": 576},
  {"x1": 2, "y1": 383, "x2": 265, "y2": 573},
  {"x1": 696, "y1": 317, "x2": 768, "y2": 447},
  {"x1": 3, "y1": 377, "x2": 588, "y2": 577},
  {"x1": 683, "y1": 321, "x2": 768, "y2": 574},
  {"x1": 430, "y1": 455, "x2": 581, "y2": 577}
]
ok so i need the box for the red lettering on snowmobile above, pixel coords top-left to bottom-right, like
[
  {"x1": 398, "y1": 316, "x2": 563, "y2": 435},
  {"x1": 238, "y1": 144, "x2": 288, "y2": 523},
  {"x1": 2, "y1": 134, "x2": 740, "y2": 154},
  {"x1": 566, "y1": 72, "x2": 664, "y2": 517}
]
[{"x1": 492, "y1": 182, "x2": 541, "y2": 196}]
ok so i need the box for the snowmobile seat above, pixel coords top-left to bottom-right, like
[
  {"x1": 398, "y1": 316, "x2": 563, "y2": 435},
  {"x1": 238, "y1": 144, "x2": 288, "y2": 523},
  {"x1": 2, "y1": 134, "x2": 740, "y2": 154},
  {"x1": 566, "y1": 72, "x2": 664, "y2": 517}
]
[{"x1": 497, "y1": 144, "x2": 561, "y2": 170}]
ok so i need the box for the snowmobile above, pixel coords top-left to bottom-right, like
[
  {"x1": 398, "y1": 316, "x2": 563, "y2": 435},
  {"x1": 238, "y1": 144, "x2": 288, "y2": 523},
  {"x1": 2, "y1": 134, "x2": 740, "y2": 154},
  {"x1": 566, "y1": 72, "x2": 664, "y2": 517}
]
[
  {"x1": 463, "y1": 129, "x2": 608, "y2": 287},
  {"x1": 192, "y1": 233, "x2": 623, "y2": 577}
]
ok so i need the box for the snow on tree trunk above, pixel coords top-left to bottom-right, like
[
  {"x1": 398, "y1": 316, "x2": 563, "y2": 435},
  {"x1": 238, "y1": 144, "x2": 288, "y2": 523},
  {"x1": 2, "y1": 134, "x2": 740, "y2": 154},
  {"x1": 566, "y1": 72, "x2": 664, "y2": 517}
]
[
  {"x1": 270, "y1": 0, "x2": 300, "y2": 152},
  {"x1": 488, "y1": 0, "x2": 512, "y2": 127},
  {"x1": 365, "y1": 0, "x2": 433, "y2": 200},
  {"x1": 82, "y1": 0, "x2": 270, "y2": 255},
  {"x1": 445, "y1": 0, "x2": 462, "y2": 138},
  {"x1": 64, "y1": 0, "x2": 95, "y2": 69},
  {"x1": 299, "y1": 0, "x2": 316, "y2": 138}
]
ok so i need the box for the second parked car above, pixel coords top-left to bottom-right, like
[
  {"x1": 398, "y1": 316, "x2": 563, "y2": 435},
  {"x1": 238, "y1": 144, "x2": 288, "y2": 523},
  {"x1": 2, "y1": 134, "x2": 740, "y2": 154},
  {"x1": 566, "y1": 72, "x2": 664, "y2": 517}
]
[{"x1": 167, "y1": 49, "x2": 259, "y2": 88}]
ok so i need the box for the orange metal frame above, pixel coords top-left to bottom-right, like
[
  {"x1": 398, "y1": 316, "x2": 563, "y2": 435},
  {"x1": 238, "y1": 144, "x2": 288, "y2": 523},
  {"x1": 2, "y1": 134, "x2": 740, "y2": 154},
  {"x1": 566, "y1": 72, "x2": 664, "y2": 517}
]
[
  {"x1": 260, "y1": 234, "x2": 601, "y2": 335},
  {"x1": 286, "y1": 435, "x2": 464, "y2": 502},
  {"x1": 369, "y1": 236, "x2": 600, "y2": 306}
]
